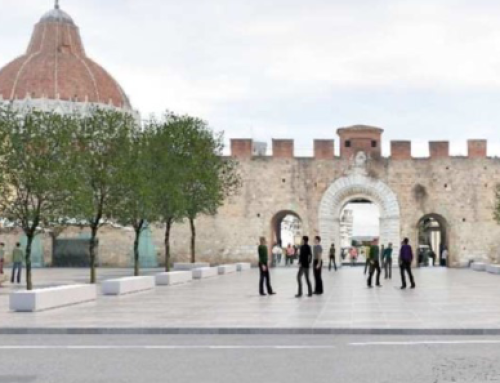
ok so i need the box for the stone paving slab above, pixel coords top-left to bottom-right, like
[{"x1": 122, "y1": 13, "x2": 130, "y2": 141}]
[{"x1": 1, "y1": 266, "x2": 500, "y2": 334}]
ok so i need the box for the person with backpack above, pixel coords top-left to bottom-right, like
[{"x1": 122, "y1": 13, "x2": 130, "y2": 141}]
[{"x1": 399, "y1": 237, "x2": 416, "y2": 289}]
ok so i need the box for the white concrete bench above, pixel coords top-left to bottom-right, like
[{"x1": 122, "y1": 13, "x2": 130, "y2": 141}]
[
  {"x1": 486, "y1": 264, "x2": 500, "y2": 275},
  {"x1": 101, "y1": 276, "x2": 155, "y2": 295},
  {"x1": 192, "y1": 267, "x2": 219, "y2": 279},
  {"x1": 10, "y1": 284, "x2": 96, "y2": 312},
  {"x1": 155, "y1": 271, "x2": 192, "y2": 286},
  {"x1": 457, "y1": 261, "x2": 471, "y2": 269},
  {"x1": 173, "y1": 262, "x2": 210, "y2": 271},
  {"x1": 218, "y1": 264, "x2": 237, "y2": 274},
  {"x1": 471, "y1": 262, "x2": 486, "y2": 271},
  {"x1": 236, "y1": 263, "x2": 251, "y2": 271}
]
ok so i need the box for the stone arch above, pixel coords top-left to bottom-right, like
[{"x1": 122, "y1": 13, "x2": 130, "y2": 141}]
[
  {"x1": 416, "y1": 213, "x2": 449, "y2": 266},
  {"x1": 318, "y1": 174, "x2": 401, "y2": 255},
  {"x1": 270, "y1": 210, "x2": 302, "y2": 247}
]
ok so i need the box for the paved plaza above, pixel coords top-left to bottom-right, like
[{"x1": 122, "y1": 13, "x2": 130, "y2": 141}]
[{"x1": 0, "y1": 266, "x2": 500, "y2": 330}]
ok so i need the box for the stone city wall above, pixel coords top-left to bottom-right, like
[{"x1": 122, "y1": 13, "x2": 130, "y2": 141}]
[{"x1": 1, "y1": 136, "x2": 500, "y2": 268}]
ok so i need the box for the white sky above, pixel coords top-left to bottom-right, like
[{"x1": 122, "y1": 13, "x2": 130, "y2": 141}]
[
  {"x1": 344, "y1": 203, "x2": 380, "y2": 237},
  {"x1": 2, "y1": 0, "x2": 500, "y2": 156}
]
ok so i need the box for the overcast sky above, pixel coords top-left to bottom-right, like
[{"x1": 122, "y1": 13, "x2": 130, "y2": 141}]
[
  {"x1": 344, "y1": 203, "x2": 380, "y2": 237},
  {"x1": 2, "y1": 0, "x2": 500, "y2": 156}
]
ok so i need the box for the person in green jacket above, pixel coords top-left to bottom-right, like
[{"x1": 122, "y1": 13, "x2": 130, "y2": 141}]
[
  {"x1": 367, "y1": 238, "x2": 382, "y2": 288},
  {"x1": 11, "y1": 242, "x2": 24, "y2": 284},
  {"x1": 383, "y1": 243, "x2": 393, "y2": 279},
  {"x1": 258, "y1": 237, "x2": 275, "y2": 296}
]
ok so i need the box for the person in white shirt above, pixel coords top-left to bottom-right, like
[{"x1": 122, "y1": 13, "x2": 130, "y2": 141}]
[
  {"x1": 441, "y1": 247, "x2": 448, "y2": 267},
  {"x1": 272, "y1": 243, "x2": 282, "y2": 267}
]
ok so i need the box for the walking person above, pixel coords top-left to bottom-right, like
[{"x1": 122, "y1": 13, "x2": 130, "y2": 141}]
[
  {"x1": 328, "y1": 243, "x2": 337, "y2": 271},
  {"x1": 313, "y1": 236, "x2": 324, "y2": 295},
  {"x1": 272, "y1": 242, "x2": 281, "y2": 267},
  {"x1": 364, "y1": 246, "x2": 370, "y2": 275},
  {"x1": 350, "y1": 247, "x2": 358, "y2": 266},
  {"x1": 0, "y1": 243, "x2": 4, "y2": 275},
  {"x1": 367, "y1": 238, "x2": 382, "y2": 288},
  {"x1": 296, "y1": 236, "x2": 312, "y2": 298},
  {"x1": 0, "y1": 243, "x2": 5, "y2": 286},
  {"x1": 285, "y1": 244, "x2": 295, "y2": 266},
  {"x1": 11, "y1": 242, "x2": 24, "y2": 284},
  {"x1": 441, "y1": 246, "x2": 448, "y2": 267},
  {"x1": 258, "y1": 237, "x2": 275, "y2": 296},
  {"x1": 383, "y1": 243, "x2": 393, "y2": 279},
  {"x1": 399, "y1": 238, "x2": 416, "y2": 289}
]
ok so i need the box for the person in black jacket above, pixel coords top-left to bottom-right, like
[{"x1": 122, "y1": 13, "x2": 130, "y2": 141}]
[{"x1": 296, "y1": 236, "x2": 313, "y2": 298}]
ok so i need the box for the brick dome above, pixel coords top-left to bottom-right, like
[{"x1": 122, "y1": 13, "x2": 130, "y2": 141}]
[{"x1": 0, "y1": 3, "x2": 132, "y2": 110}]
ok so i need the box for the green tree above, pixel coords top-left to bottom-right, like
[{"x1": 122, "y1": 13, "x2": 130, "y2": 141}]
[
  {"x1": 148, "y1": 115, "x2": 188, "y2": 271},
  {"x1": 179, "y1": 117, "x2": 241, "y2": 263},
  {"x1": 494, "y1": 184, "x2": 500, "y2": 224},
  {"x1": 0, "y1": 107, "x2": 76, "y2": 290},
  {"x1": 113, "y1": 128, "x2": 157, "y2": 276},
  {"x1": 71, "y1": 108, "x2": 136, "y2": 284}
]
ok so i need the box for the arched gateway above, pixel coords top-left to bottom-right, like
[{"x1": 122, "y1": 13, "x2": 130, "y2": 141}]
[{"x1": 318, "y1": 174, "x2": 401, "y2": 255}]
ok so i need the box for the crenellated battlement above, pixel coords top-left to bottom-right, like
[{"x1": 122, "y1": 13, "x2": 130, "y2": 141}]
[
  {"x1": 230, "y1": 125, "x2": 489, "y2": 160},
  {"x1": 229, "y1": 138, "x2": 489, "y2": 159}
]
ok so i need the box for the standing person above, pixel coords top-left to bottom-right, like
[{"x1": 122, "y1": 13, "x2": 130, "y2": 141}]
[
  {"x1": 294, "y1": 245, "x2": 300, "y2": 265},
  {"x1": 350, "y1": 247, "x2": 358, "y2": 266},
  {"x1": 285, "y1": 244, "x2": 294, "y2": 266},
  {"x1": 0, "y1": 243, "x2": 5, "y2": 275},
  {"x1": 383, "y1": 243, "x2": 393, "y2": 279},
  {"x1": 258, "y1": 237, "x2": 275, "y2": 296},
  {"x1": 441, "y1": 246, "x2": 448, "y2": 267},
  {"x1": 399, "y1": 237, "x2": 416, "y2": 289},
  {"x1": 429, "y1": 249, "x2": 437, "y2": 266},
  {"x1": 364, "y1": 246, "x2": 370, "y2": 275},
  {"x1": 11, "y1": 242, "x2": 24, "y2": 284},
  {"x1": 272, "y1": 242, "x2": 281, "y2": 267},
  {"x1": 296, "y1": 236, "x2": 312, "y2": 298},
  {"x1": 367, "y1": 238, "x2": 382, "y2": 288},
  {"x1": 313, "y1": 236, "x2": 324, "y2": 295},
  {"x1": 0, "y1": 243, "x2": 5, "y2": 286},
  {"x1": 328, "y1": 243, "x2": 337, "y2": 272}
]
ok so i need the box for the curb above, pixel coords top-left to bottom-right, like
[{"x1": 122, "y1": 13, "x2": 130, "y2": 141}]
[{"x1": 1, "y1": 328, "x2": 500, "y2": 335}]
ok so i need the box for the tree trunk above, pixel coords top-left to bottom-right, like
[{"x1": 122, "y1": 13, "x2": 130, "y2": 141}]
[
  {"x1": 89, "y1": 225, "x2": 98, "y2": 284},
  {"x1": 25, "y1": 233, "x2": 34, "y2": 291},
  {"x1": 189, "y1": 217, "x2": 196, "y2": 264},
  {"x1": 164, "y1": 218, "x2": 173, "y2": 272},
  {"x1": 134, "y1": 220, "x2": 144, "y2": 277}
]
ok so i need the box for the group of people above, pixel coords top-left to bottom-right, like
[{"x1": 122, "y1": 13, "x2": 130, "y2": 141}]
[
  {"x1": 365, "y1": 237, "x2": 416, "y2": 289},
  {"x1": 271, "y1": 241, "x2": 338, "y2": 271},
  {"x1": 258, "y1": 236, "x2": 418, "y2": 296},
  {"x1": 259, "y1": 236, "x2": 334, "y2": 297},
  {"x1": 0, "y1": 242, "x2": 25, "y2": 286}
]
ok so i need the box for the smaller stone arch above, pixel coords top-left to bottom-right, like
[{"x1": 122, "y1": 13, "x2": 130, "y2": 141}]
[
  {"x1": 319, "y1": 174, "x2": 401, "y2": 255},
  {"x1": 270, "y1": 210, "x2": 302, "y2": 247},
  {"x1": 416, "y1": 213, "x2": 449, "y2": 266}
]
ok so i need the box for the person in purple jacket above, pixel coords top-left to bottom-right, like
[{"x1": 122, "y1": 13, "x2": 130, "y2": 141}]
[{"x1": 399, "y1": 237, "x2": 416, "y2": 289}]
